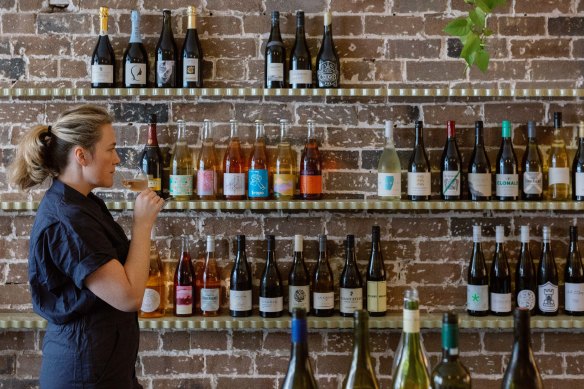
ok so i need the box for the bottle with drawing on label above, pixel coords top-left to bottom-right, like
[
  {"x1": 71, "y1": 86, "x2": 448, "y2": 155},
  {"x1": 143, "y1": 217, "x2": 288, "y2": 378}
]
[
  {"x1": 366, "y1": 225, "x2": 387, "y2": 317},
  {"x1": 340, "y1": 235, "x2": 363, "y2": 317},
  {"x1": 170, "y1": 120, "x2": 193, "y2": 201},
  {"x1": 173, "y1": 235, "x2": 195, "y2": 317},
  {"x1": 548, "y1": 112, "x2": 570, "y2": 200},
  {"x1": 440, "y1": 120, "x2": 462, "y2": 200},
  {"x1": 521, "y1": 121, "x2": 543, "y2": 201},
  {"x1": 496, "y1": 120, "x2": 519, "y2": 201},
  {"x1": 248, "y1": 120, "x2": 270, "y2": 200},
  {"x1": 299, "y1": 119, "x2": 323, "y2": 200},
  {"x1": 273, "y1": 119, "x2": 296, "y2": 200},
  {"x1": 468, "y1": 120, "x2": 492, "y2": 201},
  {"x1": 564, "y1": 226, "x2": 584, "y2": 316},
  {"x1": 123, "y1": 10, "x2": 148, "y2": 88},
  {"x1": 377, "y1": 120, "x2": 401, "y2": 200},
  {"x1": 515, "y1": 226, "x2": 537, "y2": 315},
  {"x1": 140, "y1": 230, "x2": 164, "y2": 318},
  {"x1": 230, "y1": 235, "x2": 253, "y2": 317},
  {"x1": 155, "y1": 9, "x2": 178, "y2": 87},
  {"x1": 223, "y1": 120, "x2": 246, "y2": 200},
  {"x1": 289, "y1": 235, "x2": 311, "y2": 315},
  {"x1": 407, "y1": 121, "x2": 431, "y2": 201},
  {"x1": 182, "y1": 6, "x2": 203, "y2": 88},
  {"x1": 316, "y1": 10, "x2": 340, "y2": 88},
  {"x1": 467, "y1": 225, "x2": 489, "y2": 316},
  {"x1": 260, "y1": 235, "x2": 284, "y2": 318},
  {"x1": 537, "y1": 226, "x2": 559, "y2": 316},
  {"x1": 312, "y1": 234, "x2": 334, "y2": 317},
  {"x1": 490, "y1": 226, "x2": 512, "y2": 316},
  {"x1": 197, "y1": 119, "x2": 218, "y2": 200},
  {"x1": 197, "y1": 235, "x2": 221, "y2": 317},
  {"x1": 572, "y1": 121, "x2": 584, "y2": 201}
]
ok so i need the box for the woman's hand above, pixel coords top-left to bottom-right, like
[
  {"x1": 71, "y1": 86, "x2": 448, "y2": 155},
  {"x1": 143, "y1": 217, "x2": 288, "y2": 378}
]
[{"x1": 133, "y1": 188, "x2": 165, "y2": 229}]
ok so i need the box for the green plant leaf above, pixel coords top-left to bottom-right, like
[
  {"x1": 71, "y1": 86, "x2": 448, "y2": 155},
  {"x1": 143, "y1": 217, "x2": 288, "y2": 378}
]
[
  {"x1": 475, "y1": 50, "x2": 490, "y2": 72},
  {"x1": 469, "y1": 7, "x2": 486, "y2": 29},
  {"x1": 485, "y1": 0, "x2": 506, "y2": 9},
  {"x1": 444, "y1": 18, "x2": 471, "y2": 36},
  {"x1": 460, "y1": 33, "x2": 480, "y2": 59},
  {"x1": 484, "y1": 28, "x2": 494, "y2": 36},
  {"x1": 475, "y1": 0, "x2": 492, "y2": 13}
]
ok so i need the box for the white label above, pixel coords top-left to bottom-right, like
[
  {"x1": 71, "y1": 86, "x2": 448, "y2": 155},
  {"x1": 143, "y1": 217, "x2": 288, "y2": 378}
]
[
  {"x1": 442, "y1": 170, "x2": 461, "y2": 196},
  {"x1": 378, "y1": 173, "x2": 401, "y2": 197},
  {"x1": 496, "y1": 173, "x2": 519, "y2": 197},
  {"x1": 576, "y1": 173, "x2": 584, "y2": 196},
  {"x1": 289, "y1": 285, "x2": 310, "y2": 312},
  {"x1": 313, "y1": 292, "x2": 334, "y2": 310},
  {"x1": 170, "y1": 175, "x2": 193, "y2": 196},
  {"x1": 91, "y1": 64, "x2": 113, "y2": 83},
  {"x1": 549, "y1": 167, "x2": 570, "y2": 186},
  {"x1": 467, "y1": 284, "x2": 488, "y2": 311},
  {"x1": 223, "y1": 173, "x2": 245, "y2": 196},
  {"x1": 289, "y1": 69, "x2": 312, "y2": 85},
  {"x1": 407, "y1": 172, "x2": 431, "y2": 196},
  {"x1": 175, "y1": 285, "x2": 193, "y2": 315},
  {"x1": 403, "y1": 308, "x2": 420, "y2": 333},
  {"x1": 157, "y1": 60, "x2": 175, "y2": 85},
  {"x1": 125, "y1": 63, "x2": 147, "y2": 85},
  {"x1": 468, "y1": 173, "x2": 492, "y2": 197},
  {"x1": 523, "y1": 172, "x2": 543, "y2": 195},
  {"x1": 259, "y1": 296, "x2": 283, "y2": 313},
  {"x1": 200, "y1": 288, "x2": 220, "y2": 312},
  {"x1": 340, "y1": 288, "x2": 363, "y2": 314},
  {"x1": 229, "y1": 290, "x2": 252, "y2": 311},
  {"x1": 267, "y1": 62, "x2": 284, "y2": 82},
  {"x1": 517, "y1": 289, "x2": 536, "y2": 310},
  {"x1": 140, "y1": 288, "x2": 161, "y2": 313},
  {"x1": 565, "y1": 283, "x2": 584, "y2": 312},
  {"x1": 490, "y1": 292, "x2": 512, "y2": 313},
  {"x1": 183, "y1": 58, "x2": 199, "y2": 82},
  {"x1": 538, "y1": 281, "x2": 559, "y2": 313},
  {"x1": 367, "y1": 281, "x2": 387, "y2": 313}
]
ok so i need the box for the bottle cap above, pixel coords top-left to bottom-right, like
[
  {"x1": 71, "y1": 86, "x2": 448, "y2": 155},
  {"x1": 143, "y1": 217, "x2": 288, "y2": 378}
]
[
  {"x1": 372, "y1": 225, "x2": 380, "y2": 239},
  {"x1": 542, "y1": 226, "x2": 551, "y2": 242},
  {"x1": 187, "y1": 6, "x2": 196, "y2": 15},
  {"x1": 527, "y1": 121, "x2": 536, "y2": 138},
  {"x1": 267, "y1": 235, "x2": 275, "y2": 251},
  {"x1": 554, "y1": 112, "x2": 562, "y2": 129},
  {"x1": 206, "y1": 235, "x2": 215, "y2": 252},
  {"x1": 475, "y1": 120, "x2": 483, "y2": 129},
  {"x1": 346, "y1": 234, "x2": 355, "y2": 247},
  {"x1": 447, "y1": 120, "x2": 455, "y2": 138},
  {"x1": 296, "y1": 10, "x2": 305, "y2": 26},
  {"x1": 150, "y1": 114, "x2": 157, "y2": 124},
  {"x1": 442, "y1": 311, "x2": 458, "y2": 324},
  {"x1": 473, "y1": 225, "x2": 481, "y2": 242},
  {"x1": 495, "y1": 226, "x2": 505, "y2": 243},
  {"x1": 520, "y1": 226, "x2": 529, "y2": 243},
  {"x1": 579, "y1": 121, "x2": 584, "y2": 138},
  {"x1": 501, "y1": 120, "x2": 512, "y2": 137},
  {"x1": 384, "y1": 120, "x2": 394, "y2": 139},
  {"x1": 404, "y1": 287, "x2": 419, "y2": 302},
  {"x1": 294, "y1": 235, "x2": 303, "y2": 252},
  {"x1": 324, "y1": 11, "x2": 332, "y2": 26},
  {"x1": 416, "y1": 120, "x2": 423, "y2": 128},
  {"x1": 271, "y1": 10, "x2": 279, "y2": 21}
]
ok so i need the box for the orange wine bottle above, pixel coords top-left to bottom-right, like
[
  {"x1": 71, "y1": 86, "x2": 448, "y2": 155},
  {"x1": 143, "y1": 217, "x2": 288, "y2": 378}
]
[
  {"x1": 174, "y1": 235, "x2": 195, "y2": 317},
  {"x1": 248, "y1": 120, "x2": 270, "y2": 200},
  {"x1": 197, "y1": 119, "x2": 218, "y2": 199},
  {"x1": 223, "y1": 119, "x2": 246, "y2": 200},
  {"x1": 299, "y1": 119, "x2": 322, "y2": 200},
  {"x1": 140, "y1": 231, "x2": 165, "y2": 318},
  {"x1": 197, "y1": 235, "x2": 221, "y2": 316}
]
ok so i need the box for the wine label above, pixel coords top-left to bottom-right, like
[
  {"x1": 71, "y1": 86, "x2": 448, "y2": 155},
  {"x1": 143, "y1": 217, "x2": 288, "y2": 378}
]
[
  {"x1": 170, "y1": 174, "x2": 193, "y2": 196},
  {"x1": 289, "y1": 285, "x2": 310, "y2": 313},
  {"x1": 299, "y1": 174, "x2": 322, "y2": 195},
  {"x1": 183, "y1": 58, "x2": 199, "y2": 83},
  {"x1": 175, "y1": 285, "x2": 193, "y2": 315},
  {"x1": 267, "y1": 62, "x2": 284, "y2": 82},
  {"x1": 259, "y1": 296, "x2": 283, "y2": 313},
  {"x1": 200, "y1": 288, "x2": 220, "y2": 312},
  {"x1": 490, "y1": 292, "x2": 512, "y2": 313},
  {"x1": 223, "y1": 173, "x2": 245, "y2": 196},
  {"x1": 495, "y1": 174, "x2": 519, "y2": 197},
  {"x1": 523, "y1": 172, "x2": 543, "y2": 195},
  {"x1": 407, "y1": 172, "x2": 431, "y2": 196},
  {"x1": 576, "y1": 173, "x2": 584, "y2": 196},
  {"x1": 141, "y1": 288, "x2": 161, "y2": 313},
  {"x1": 339, "y1": 287, "x2": 363, "y2": 314},
  {"x1": 565, "y1": 282, "x2": 584, "y2": 312},
  {"x1": 378, "y1": 172, "x2": 401, "y2": 197},
  {"x1": 468, "y1": 172, "x2": 492, "y2": 197},
  {"x1": 403, "y1": 308, "x2": 420, "y2": 333},
  {"x1": 367, "y1": 280, "x2": 387, "y2": 313},
  {"x1": 125, "y1": 63, "x2": 146, "y2": 85},
  {"x1": 317, "y1": 61, "x2": 339, "y2": 87},
  {"x1": 147, "y1": 176, "x2": 162, "y2": 191},
  {"x1": 538, "y1": 281, "x2": 559, "y2": 313},
  {"x1": 517, "y1": 289, "x2": 536, "y2": 310},
  {"x1": 248, "y1": 169, "x2": 269, "y2": 198},
  {"x1": 442, "y1": 170, "x2": 461, "y2": 196},
  {"x1": 467, "y1": 284, "x2": 488, "y2": 311},
  {"x1": 549, "y1": 167, "x2": 570, "y2": 186},
  {"x1": 289, "y1": 69, "x2": 312, "y2": 85},
  {"x1": 313, "y1": 292, "x2": 334, "y2": 310},
  {"x1": 157, "y1": 60, "x2": 175, "y2": 85},
  {"x1": 229, "y1": 289, "x2": 252, "y2": 311},
  {"x1": 91, "y1": 64, "x2": 113, "y2": 84},
  {"x1": 273, "y1": 173, "x2": 295, "y2": 196},
  {"x1": 197, "y1": 170, "x2": 216, "y2": 196}
]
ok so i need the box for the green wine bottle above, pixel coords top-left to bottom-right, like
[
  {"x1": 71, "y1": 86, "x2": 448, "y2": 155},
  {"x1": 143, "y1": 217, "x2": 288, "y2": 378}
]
[
  {"x1": 281, "y1": 308, "x2": 319, "y2": 389},
  {"x1": 431, "y1": 312, "x2": 471, "y2": 389},
  {"x1": 342, "y1": 310, "x2": 380, "y2": 389}
]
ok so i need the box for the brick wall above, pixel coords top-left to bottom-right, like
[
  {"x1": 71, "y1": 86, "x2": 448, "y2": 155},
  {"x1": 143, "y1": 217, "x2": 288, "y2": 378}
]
[{"x1": 1, "y1": 0, "x2": 584, "y2": 388}]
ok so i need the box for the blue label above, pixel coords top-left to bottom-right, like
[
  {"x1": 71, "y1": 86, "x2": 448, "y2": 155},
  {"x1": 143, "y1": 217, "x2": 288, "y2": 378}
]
[
  {"x1": 248, "y1": 169, "x2": 269, "y2": 197},
  {"x1": 383, "y1": 175, "x2": 394, "y2": 190},
  {"x1": 291, "y1": 318, "x2": 307, "y2": 343}
]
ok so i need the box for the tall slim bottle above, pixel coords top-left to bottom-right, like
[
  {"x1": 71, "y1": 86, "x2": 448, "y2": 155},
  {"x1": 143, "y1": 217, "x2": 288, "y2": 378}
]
[
  {"x1": 155, "y1": 9, "x2": 178, "y2": 88},
  {"x1": 174, "y1": 236, "x2": 195, "y2": 317},
  {"x1": 521, "y1": 121, "x2": 543, "y2": 200},
  {"x1": 377, "y1": 120, "x2": 401, "y2": 200},
  {"x1": 265, "y1": 11, "x2": 286, "y2": 88},
  {"x1": 548, "y1": 112, "x2": 570, "y2": 200},
  {"x1": 281, "y1": 308, "x2": 318, "y2": 389},
  {"x1": 408, "y1": 121, "x2": 431, "y2": 201},
  {"x1": 139, "y1": 114, "x2": 163, "y2": 197},
  {"x1": 223, "y1": 120, "x2": 246, "y2": 200},
  {"x1": 230, "y1": 235, "x2": 253, "y2": 317},
  {"x1": 170, "y1": 120, "x2": 193, "y2": 201},
  {"x1": 140, "y1": 231, "x2": 165, "y2": 318},
  {"x1": 467, "y1": 225, "x2": 489, "y2": 316},
  {"x1": 289, "y1": 235, "x2": 311, "y2": 314},
  {"x1": 495, "y1": 120, "x2": 519, "y2": 201},
  {"x1": 565, "y1": 226, "x2": 584, "y2": 316},
  {"x1": 366, "y1": 226, "x2": 387, "y2": 317},
  {"x1": 197, "y1": 119, "x2": 218, "y2": 199},
  {"x1": 515, "y1": 226, "x2": 537, "y2": 315},
  {"x1": 248, "y1": 120, "x2": 270, "y2": 200},
  {"x1": 91, "y1": 7, "x2": 115, "y2": 88},
  {"x1": 468, "y1": 120, "x2": 492, "y2": 201},
  {"x1": 312, "y1": 234, "x2": 334, "y2": 317},
  {"x1": 123, "y1": 10, "x2": 148, "y2": 88},
  {"x1": 501, "y1": 308, "x2": 544, "y2": 389},
  {"x1": 260, "y1": 235, "x2": 284, "y2": 318},
  {"x1": 274, "y1": 119, "x2": 296, "y2": 200},
  {"x1": 440, "y1": 120, "x2": 462, "y2": 200},
  {"x1": 316, "y1": 11, "x2": 340, "y2": 88},
  {"x1": 490, "y1": 226, "x2": 512, "y2": 316},
  {"x1": 289, "y1": 11, "x2": 312, "y2": 88},
  {"x1": 182, "y1": 6, "x2": 203, "y2": 88},
  {"x1": 340, "y1": 235, "x2": 363, "y2": 317},
  {"x1": 342, "y1": 310, "x2": 380, "y2": 389},
  {"x1": 572, "y1": 121, "x2": 584, "y2": 200},
  {"x1": 197, "y1": 235, "x2": 221, "y2": 316},
  {"x1": 537, "y1": 226, "x2": 559, "y2": 316},
  {"x1": 299, "y1": 119, "x2": 323, "y2": 200},
  {"x1": 430, "y1": 313, "x2": 471, "y2": 389}
]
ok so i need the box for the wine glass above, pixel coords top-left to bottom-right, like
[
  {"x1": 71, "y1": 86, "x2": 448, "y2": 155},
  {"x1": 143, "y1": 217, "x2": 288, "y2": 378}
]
[{"x1": 121, "y1": 168, "x2": 149, "y2": 194}]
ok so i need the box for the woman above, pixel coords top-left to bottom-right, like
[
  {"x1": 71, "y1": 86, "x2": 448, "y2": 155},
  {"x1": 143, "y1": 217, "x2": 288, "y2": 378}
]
[{"x1": 9, "y1": 105, "x2": 165, "y2": 388}]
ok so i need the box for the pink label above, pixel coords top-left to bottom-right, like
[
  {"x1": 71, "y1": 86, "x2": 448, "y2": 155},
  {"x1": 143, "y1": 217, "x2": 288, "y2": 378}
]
[
  {"x1": 197, "y1": 170, "x2": 216, "y2": 196},
  {"x1": 175, "y1": 285, "x2": 193, "y2": 315}
]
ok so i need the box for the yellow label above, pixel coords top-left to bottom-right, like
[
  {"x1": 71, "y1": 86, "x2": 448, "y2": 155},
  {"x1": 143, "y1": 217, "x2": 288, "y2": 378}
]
[
  {"x1": 273, "y1": 173, "x2": 295, "y2": 196},
  {"x1": 148, "y1": 178, "x2": 162, "y2": 191},
  {"x1": 367, "y1": 280, "x2": 387, "y2": 312}
]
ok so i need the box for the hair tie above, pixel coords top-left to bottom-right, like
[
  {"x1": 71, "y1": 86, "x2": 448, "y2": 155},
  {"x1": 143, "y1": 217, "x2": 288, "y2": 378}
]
[{"x1": 47, "y1": 125, "x2": 52, "y2": 135}]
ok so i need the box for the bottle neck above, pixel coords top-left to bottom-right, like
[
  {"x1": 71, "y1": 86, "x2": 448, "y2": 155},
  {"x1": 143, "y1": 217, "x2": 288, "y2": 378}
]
[
  {"x1": 188, "y1": 13, "x2": 197, "y2": 30},
  {"x1": 475, "y1": 127, "x2": 484, "y2": 146},
  {"x1": 162, "y1": 13, "x2": 173, "y2": 37},
  {"x1": 296, "y1": 14, "x2": 305, "y2": 38},
  {"x1": 100, "y1": 13, "x2": 108, "y2": 36},
  {"x1": 147, "y1": 123, "x2": 159, "y2": 146},
  {"x1": 415, "y1": 127, "x2": 424, "y2": 146},
  {"x1": 513, "y1": 314, "x2": 532, "y2": 353},
  {"x1": 177, "y1": 124, "x2": 186, "y2": 142},
  {"x1": 353, "y1": 316, "x2": 372, "y2": 361},
  {"x1": 236, "y1": 240, "x2": 246, "y2": 263},
  {"x1": 441, "y1": 322, "x2": 460, "y2": 361},
  {"x1": 129, "y1": 11, "x2": 141, "y2": 43},
  {"x1": 290, "y1": 317, "x2": 309, "y2": 359}
]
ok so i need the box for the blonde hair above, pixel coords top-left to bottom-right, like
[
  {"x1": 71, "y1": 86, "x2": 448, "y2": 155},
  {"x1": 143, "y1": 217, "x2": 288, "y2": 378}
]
[{"x1": 9, "y1": 105, "x2": 113, "y2": 191}]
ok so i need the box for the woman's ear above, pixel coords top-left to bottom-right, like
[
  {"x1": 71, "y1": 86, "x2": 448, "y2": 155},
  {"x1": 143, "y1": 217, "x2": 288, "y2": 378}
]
[{"x1": 73, "y1": 146, "x2": 89, "y2": 166}]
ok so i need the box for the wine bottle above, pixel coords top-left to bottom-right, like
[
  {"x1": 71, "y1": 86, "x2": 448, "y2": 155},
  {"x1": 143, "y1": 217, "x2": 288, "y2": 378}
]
[
  {"x1": 182, "y1": 6, "x2": 203, "y2": 88},
  {"x1": 392, "y1": 288, "x2": 431, "y2": 389},
  {"x1": 366, "y1": 225, "x2": 387, "y2": 317},
  {"x1": 265, "y1": 11, "x2": 286, "y2": 88},
  {"x1": 521, "y1": 121, "x2": 543, "y2": 200},
  {"x1": 490, "y1": 225, "x2": 512, "y2": 316},
  {"x1": 259, "y1": 235, "x2": 284, "y2": 318},
  {"x1": 377, "y1": 120, "x2": 401, "y2": 200},
  {"x1": 572, "y1": 121, "x2": 584, "y2": 201},
  {"x1": 196, "y1": 235, "x2": 221, "y2": 316},
  {"x1": 501, "y1": 308, "x2": 544, "y2": 389},
  {"x1": 170, "y1": 120, "x2": 193, "y2": 201},
  {"x1": 515, "y1": 226, "x2": 537, "y2": 315},
  {"x1": 91, "y1": 6, "x2": 115, "y2": 88},
  {"x1": 407, "y1": 121, "x2": 431, "y2": 201},
  {"x1": 430, "y1": 312, "x2": 471, "y2": 389},
  {"x1": 467, "y1": 120, "x2": 492, "y2": 201},
  {"x1": 155, "y1": 9, "x2": 178, "y2": 88},
  {"x1": 289, "y1": 10, "x2": 312, "y2": 88},
  {"x1": 281, "y1": 308, "x2": 318, "y2": 389},
  {"x1": 537, "y1": 226, "x2": 559, "y2": 316},
  {"x1": 274, "y1": 119, "x2": 296, "y2": 200},
  {"x1": 316, "y1": 11, "x2": 340, "y2": 88},
  {"x1": 289, "y1": 235, "x2": 311, "y2": 314},
  {"x1": 340, "y1": 235, "x2": 363, "y2": 317},
  {"x1": 495, "y1": 120, "x2": 519, "y2": 201},
  {"x1": 312, "y1": 234, "x2": 334, "y2": 317},
  {"x1": 299, "y1": 119, "x2": 323, "y2": 200},
  {"x1": 440, "y1": 120, "x2": 462, "y2": 200},
  {"x1": 197, "y1": 119, "x2": 218, "y2": 200},
  {"x1": 223, "y1": 120, "x2": 246, "y2": 200},
  {"x1": 123, "y1": 10, "x2": 148, "y2": 88},
  {"x1": 467, "y1": 225, "x2": 488, "y2": 316},
  {"x1": 230, "y1": 235, "x2": 253, "y2": 317},
  {"x1": 565, "y1": 226, "x2": 584, "y2": 316},
  {"x1": 548, "y1": 112, "x2": 570, "y2": 200},
  {"x1": 342, "y1": 310, "x2": 380, "y2": 389},
  {"x1": 139, "y1": 114, "x2": 163, "y2": 197},
  {"x1": 173, "y1": 235, "x2": 195, "y2": 317},
  {"x1": 140, "y1": 230, "x2": 164, "y2": 318},
  {"x1": 248, "y1": 120, "x2": 270, "y2": 200},
  {"x1": 161, "y1": 144, "x2": 173, "y2": 199}
]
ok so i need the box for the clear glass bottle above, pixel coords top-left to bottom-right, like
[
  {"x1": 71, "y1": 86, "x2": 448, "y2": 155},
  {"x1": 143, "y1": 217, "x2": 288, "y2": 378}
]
[
  {"x1": 377, "y1": 120, "x2": 401, "y2": 200},
  {"x1": 548, "y1": 112, "x2": 570, "y2": 200},
  {"x1": 197, "y1": 119, "x2": 218, "y2": 200},
  {"x1": 273, "y1": 119, "x2": 296, "y2": 200},
  {"x1": 170, "y1": 120, "x2": 193, "y2": 201}
]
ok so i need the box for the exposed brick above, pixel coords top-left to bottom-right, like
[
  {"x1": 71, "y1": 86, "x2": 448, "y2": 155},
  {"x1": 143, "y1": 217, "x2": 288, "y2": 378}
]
[
  {"x1": 0, "y1": 284, "x2": 31, "y2": 306},
  {"x1": 325, "y1": 171, "x2": 375, "y2": 192},
  {"x1": 15, "y1": 353, "x2": 40, "y2": 378},
  {"x1": 206, "y1": 353, "x2": 253, "y2": 374},
  {"x1": 37, "y1": 13, "x2": 93, "y2": 34},
  {"x1": 484, "y1": 103, "x2": 545, "y2": 125},
  {"x1": 373, "y1": 60, "x2": 403, "y2": 82},
  {"x1": 340, "y1": 60, "x2": 374, "y2": 83},
  {"x1": 13, "y1": 35, "x2": 71, "y2": 56},
  {"x1": 160, "y1": 331, "x2": 190, "y2": 351},
  {"x1": 0, "y1": 58, "x2": 26, "y2": 81},
  {"x1": 233, "y1": 102, "x2": 292, "y2": 123},
  {"x1": 391, "y1": 39, "x2": 441, "y2": 59},
  {"x1": 464, "y1": 354, "x2": 504, "y2": 375},
  {"x1": 510, "y1": 39, "x2": 571, "y2": 59},
  {"x1": 329, "y1": 0, "x2": 385, "y2": 13},
  {"x1": 364, "y1": 16, "x2": 425, "y2": 36},
  {"x1": 314, "y1": 353, "x2": 352, "y2": 375},
  {"x1": 566, "y1": 355, "x2": 584, "y2": 375},
  {"x1": 190, "y1": 330, "x2": 228, "y2": 351},
  {"x1": 296, "y1": 105, "x2": 358, "y2": 126},
  {"x1": 206, "y1": 0, "x2": 262, "y2": 13},
  {"x1": 149, "y1": 378, "x2": 213, "y2": 389},
  {"x1": 79, "y1": 0, "x2": 141, "y2": 9},
  {"x1": 217, "y1": 377, "x2": 277, "y2": 388},
  {"x1": 173, "y1": 102, "x2": 233, "y2": 123},
  {"x1": 203, "y1": 38, "x2": 257, "y2": 59},
  {"x1": 255, "y1": 353, "x2": 289, "y2": 375},
  {"x1": 393, "y1": 0, "x2": 447, "y2": 13},
  {"x1": 403, "y1": 262, "x2": 463, "y2": 285},
  {"x1": 536, "y1": 354, "x2": 565, "y2": 376},
  {"x1": 549, "y1": 17, "x2": 584, "y2": 36},
  {"x1": 142, "y1": 355, "x2": 204, "y2": 375},
  {"x1": 0, "y1": 331, "x2": 35, "y2": 351},
  {"x1": 0, "y1": 355, "x2": 15, "y2": 375},
  {"x1": 390, "y1": 217, "x2": 448, "y2": 239},
  {"x1": 406, "y1": 61, "x2": 467, "y2": 82},
  {"x1": 59, "y1": 59, "x2": 89, "y2": 80},
  {"x1": 497, "y1": 16, "x2": 546, "y2": 36},
  {"x1": 2, "y1": 13, "x2": 36, "y2": 34},
  {"x1": 326, "y1": 331, "x2": 353, "y2": 352},
  {"x1": 544, "y1": 332, "x2": 584, "y2": 353}
]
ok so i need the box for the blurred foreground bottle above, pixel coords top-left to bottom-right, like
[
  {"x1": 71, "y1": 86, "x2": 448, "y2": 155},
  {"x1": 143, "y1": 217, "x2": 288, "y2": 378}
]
[
  {"x1": 281, "y1": 308, "x2": 318, "y2": 389},
  {"x1": 342, "y1": 310, "x2": 380, "y2": 389}
]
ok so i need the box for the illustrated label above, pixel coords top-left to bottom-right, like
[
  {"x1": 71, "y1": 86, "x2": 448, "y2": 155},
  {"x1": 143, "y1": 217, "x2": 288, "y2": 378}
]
[
  {"x1": 442, "y1": 170, "x2": 461, "y2": 196},
  {"x1": 523, "y1": 172, "x2": 543, "y2": 195},
  {"x1": 575, "y1": 173, "x2": 584, "y2": 196},
  {"x1": 200, "y1": 288, "x2": 220, "y2": 312},
  {"x1": 259, "y1": 296, "x2": 283, "y2": 313},
  {"x1": 468, "y1": 173, "x2": 492, "y2": 197},
  {"x1": 183, "y1": 58, "x2": 199, "y2": 83},
  {"x1": 407, "y1": 172, "x2": 431, "y2": 196},
  {"x1": 223, "y1": 173, "x2": 245, "y2": 196},
  {"x1": 538, "y1": 281, "x2": 559, "y2": 313},
  {"x1": 289, "y1": 69, "x2": 312, "y2": 85},
  {"x1": 170, "y1": 175, "x2": 193, "y2": 196},
  {"x1": 125, "y1": 63, "x2": 146, "y2": 85},
  {"x1": 339, "y1": 288, "x2": 363, "y2": 314},
  {"x1": 496, "y1": 174, "x2": 519, "y2": 197},
  {"x1": 313, "y1": 292, "x2": 334, "y2": 310},
  {"x1": 549, "y1": 167, "x2": 570, "y2": 186},
  {"x1": 565, "y1": 282, "x2": 584, "y2": 312},
  {"x1": 467, "y1": 284, "x2": 488, "y2": 312},
  {"x1": 490, "y1": 292, "x2": 512, "y2": 313},
  {"x1": 378, "y1": 173, "x2": 401, "y2": 197},
  {"x1": 229, "y1": 290, "x2": 252, "y2": 311},
  {"x1": 273, "y1": 173, "x2": 295, "y2": 196},
  {"x1": 267, "y1": 63, "x2": 284, "y2": 82},
  {"x1": 300, "y1": 174, "x2": 322, "y2": 195},
  {"x1": 289, "y1": 285, "x2": 310, "y2": 313},
  {"x1": 248, "y1": 169, "x2": 269, "y2": 198},
  {"x1": 157, "y1": 60, "x2": 175, "y2": 85},
  {"x1": 317, "y1": 61, "x2": 339, "y2": 87},
  {"x1": 175, "y1": 285, "x2": 193, "y2": 315},
  {"x1": 517, "y1": 289, "x2": 536, "y2": 310},
  {"x1": 140, "y1": 288, "x2": 161, "y2": 313},
  {"x1": 403, "y1": 308, "x2": 420, "y2": 333},
  {"x1": 197, "y1": 170, "x2": 216, "y2": 196},
  {"x1": 147, "y1": 175, "x2": 162, "y2": 191},
  {"x1": 91, "y1": 64, "x2": 113, "y2": 84},
  {"x1": 367, "y1": 281, "x2": 387, "y2": 313}
]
